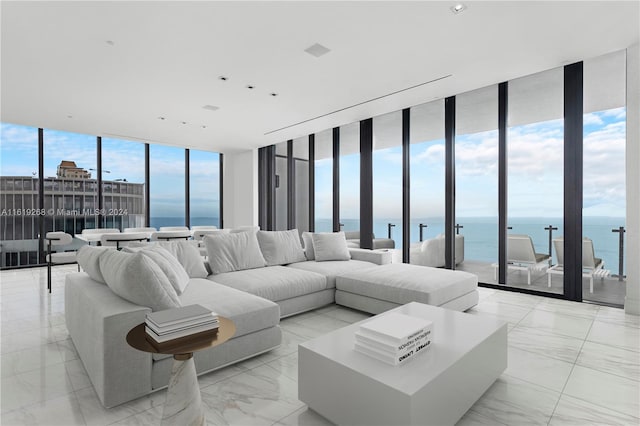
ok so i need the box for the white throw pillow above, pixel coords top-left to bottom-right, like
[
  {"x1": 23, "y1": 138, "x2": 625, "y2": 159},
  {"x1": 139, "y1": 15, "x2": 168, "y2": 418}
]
[
  {"x1": 76, "y1": 246, "x2": 110, "y2": 284},
  {"x1": 124, "y1": 241, "x2": 208, "y2": 279},
  {"x1": 99, "y1": 250, "x2": 181, "y2": 311},
  {"x1": 301, "y1": 232, "x2": 315, "y2": 261},
  {"x1": 152, "y1": 241, "x2": 208, "y2": 279},
  {"x1": 256, "y1": 229, "x2": 307, "y2": 266},
  {"x1": 139, "y1": 245, "x2": 190, "y2": 295},
  {"x1": 204, "y1": 231, "x2": 266, "y2": 274},
  {"x1": 311, "y1": 232, "x2": 351, "y2": 262}
]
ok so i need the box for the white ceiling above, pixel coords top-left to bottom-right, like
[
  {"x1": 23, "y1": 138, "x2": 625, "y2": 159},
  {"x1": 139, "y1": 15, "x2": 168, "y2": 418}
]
[{"x1": 1, "y1": 1, "x2": 638, "y2": 154}]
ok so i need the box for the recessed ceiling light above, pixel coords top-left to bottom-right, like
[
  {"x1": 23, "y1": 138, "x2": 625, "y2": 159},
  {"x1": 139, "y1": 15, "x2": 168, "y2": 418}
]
[
  {"x1": 218, "y1": 76, "x2": 228, "y2": 81},
  {"x1": 304, "y1": 43, "x2": 331, "y2": 58},
  {"x1": 181, "y1": 121, "x2": 187, "y2": 125},
  {"x1": 202, "y1": 105, "x2": 219, "y2": 111},
  {"x1": 246, "y1": 85, "x2": 255, "y2": 90},
  {"x1": 201, "y1": 125, "x2": 207, "y2": 129},
  {"x1": 450, "y1": 3, "x2": 467, "y2": 14},
  {"x1": 67, "y1": 114, "x2": 73, "y2": 119},
  {"x1": 105, "y1": 40, "x2": 115, "y2": 46}
]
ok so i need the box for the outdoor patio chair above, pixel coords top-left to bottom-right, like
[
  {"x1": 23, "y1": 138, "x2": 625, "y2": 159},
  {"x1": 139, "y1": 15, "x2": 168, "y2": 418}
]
[
  {"x1": 493, "y1": 234, "x2": 550, "y2": 285},
  {"x1": 45, "y1": 231, "x2": 79, "y2": 293},
  {"x1": 547, "y1": 237, "x2": 610, "y2": 293}
]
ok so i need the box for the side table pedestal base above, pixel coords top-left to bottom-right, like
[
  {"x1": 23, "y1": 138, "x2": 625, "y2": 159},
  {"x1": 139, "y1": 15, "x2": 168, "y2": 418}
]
[{"x1": 162, "y1": 356, "x2": 204, "y2": 426}]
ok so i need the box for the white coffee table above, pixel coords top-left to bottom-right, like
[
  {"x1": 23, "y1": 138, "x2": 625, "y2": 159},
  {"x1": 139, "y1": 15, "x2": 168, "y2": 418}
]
[{"x1": 298, "y1": 302, "x2": 507, "y2": 426}]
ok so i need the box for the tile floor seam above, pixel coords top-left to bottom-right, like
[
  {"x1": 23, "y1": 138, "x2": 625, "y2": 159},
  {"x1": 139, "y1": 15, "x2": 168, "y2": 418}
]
[
  {"x1": 574, "y1": 359, "x2": 640, "y2": 384},
  {"x1": 547, "y1": 316, "x2": 597, "y2": 424},
  {"x1": 468, "y1": 407, "x2": 510, "y2": 426}
]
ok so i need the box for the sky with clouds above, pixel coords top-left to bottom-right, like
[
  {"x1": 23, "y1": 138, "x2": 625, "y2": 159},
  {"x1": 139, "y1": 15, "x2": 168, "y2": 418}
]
[
  {"x1": 314, "y1": 106, "x2": 626, "y2": 221},
  {"x1": 0, "y1": 124, "x2": 220, "y2": 218},
  {"x1": 0, "y1": 106, "x2": 626, "y2": 221}
]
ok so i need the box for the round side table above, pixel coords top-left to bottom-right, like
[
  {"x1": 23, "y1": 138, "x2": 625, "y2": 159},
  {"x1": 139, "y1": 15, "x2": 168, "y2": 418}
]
[{"x1": 127, "y1": 316, "x2": 236, "y2": 426}]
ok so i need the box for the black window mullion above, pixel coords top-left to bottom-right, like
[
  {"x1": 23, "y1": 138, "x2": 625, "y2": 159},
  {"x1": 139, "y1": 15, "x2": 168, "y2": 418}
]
[
  {"x1": 38, "y1": 128, "x2": 45, "y2": 263},
  {"x1": 97, "y1": 136, "x2": 103, "y2": 228},
  {"x1": 287, "y1": 140, "x2": 295, "y2": 229},
  {"x1": 332, "y1": 127, "x2": 340, "y2": 232},
  {"x1": 145, "y1": 143, "x2": 150, "y2": 227},
  {"x1": 309, "y1": 134, "x2": 315, "y2": 232},
  {"x1": 444, "y1": 96, "x2": 456, "y2": 269},
  {"x1": 219, "y1": 153, "x2": 224, "y2": 229},
  {"x1": 402, "y1": 108, "x2": 410, "y2": 263},
  {"x1": 360, "y1": 119, "x2": 373, "y2": 249},
  {"x1": 185, "y1": 149, "x2": 190, "y2": 228},
  {"x1": 498, "y1": 82, "x2": 508, "y2": 284},
  {"x1": 564, "y1": 62, "x2": 584, "y2": 302}
]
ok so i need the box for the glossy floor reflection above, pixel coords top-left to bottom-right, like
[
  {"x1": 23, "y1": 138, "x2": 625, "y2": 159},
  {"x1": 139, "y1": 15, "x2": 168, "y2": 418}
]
[{"x1": 1, "y1": 265, "x2": 638, "y2": 425}]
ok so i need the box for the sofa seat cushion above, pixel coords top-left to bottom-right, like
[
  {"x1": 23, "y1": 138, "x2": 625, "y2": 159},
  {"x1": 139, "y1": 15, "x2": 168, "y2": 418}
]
[
  {"x1": 207, "y1": 266, "x2": 327, "y2": 302},
  {"x1": 287, "y1": 260, "x2": 377, "y2": 289},
  {"x1": 336, "y1": 263, "x2": 477, "y2": 307},
  {"x1": 179, "y1": 279, "x2": 279, "y2": 339}
]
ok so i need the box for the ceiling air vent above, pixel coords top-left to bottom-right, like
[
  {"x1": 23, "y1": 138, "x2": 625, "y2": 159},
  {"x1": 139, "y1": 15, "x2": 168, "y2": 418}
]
[
  {"x1": 202, "y1": 105, "x2": 219, "y2": 111},
  {"x1": 304, "y1": 43, "x2": 331, "y2": 58}
]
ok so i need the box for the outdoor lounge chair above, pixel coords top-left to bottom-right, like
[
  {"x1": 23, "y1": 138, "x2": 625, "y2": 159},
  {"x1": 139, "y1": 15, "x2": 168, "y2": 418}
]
[
  {"x1": 547, "y1": 237, "x2": 610, "y2": 293},
  {"x1": 494, "y1": 234, "x2": 550, "y2": 285}
]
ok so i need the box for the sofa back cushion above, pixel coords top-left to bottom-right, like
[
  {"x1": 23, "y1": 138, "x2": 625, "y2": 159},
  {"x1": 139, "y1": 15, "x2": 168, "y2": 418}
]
[
  {"x1": 138, "y1": 245, "x2": 190, "y2": 295},
  {"x1": 99, "y1": 250, "x2": 181, "y2": 311},
  {"x1": 311, "y1": 232, "x2": 351, "y2": 261},
  {"x1": 256, "y1": 229, "x2": 307, "y2": 266},
  {"x1": 301, "y1": 232, "x2": 315, "y2": 260},
  {"x1": 76, "y1": 245, "x2": 111, "y2": 284},
  {"x1": 150, "y1": 241, "x2": 208, "y2": 279},
  {"x1": 124, "y1": 241, "x2": 208, "y2": 279},
  {"x1": 204, "y1": 231, "x2": 266, "y2": 274}
]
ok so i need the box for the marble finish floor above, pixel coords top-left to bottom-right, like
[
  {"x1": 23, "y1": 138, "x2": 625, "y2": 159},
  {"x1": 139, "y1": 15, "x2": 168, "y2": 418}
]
[{"x1": 1, "y1": 265, "x2": 639, "y2": 425}]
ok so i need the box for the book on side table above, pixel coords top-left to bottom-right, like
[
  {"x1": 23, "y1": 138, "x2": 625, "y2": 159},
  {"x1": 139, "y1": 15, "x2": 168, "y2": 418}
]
[{"x1": 145, "y1": 304, "x2": 219, "y2": 350}]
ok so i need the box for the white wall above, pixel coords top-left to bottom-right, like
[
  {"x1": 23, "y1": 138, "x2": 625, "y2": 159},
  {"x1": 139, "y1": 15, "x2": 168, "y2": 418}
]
[
  {"x1": 625, "y1": 43, "x2": 640, "y2": 315},
  {"x1": 222, "y1": 149, "x2": 258, "y2": 229}
]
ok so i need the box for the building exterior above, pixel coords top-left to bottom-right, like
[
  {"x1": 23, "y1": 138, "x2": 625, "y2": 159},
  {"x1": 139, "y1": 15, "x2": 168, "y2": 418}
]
[
  {"x1": 0, "y1": 163, "x2": 144, "y2": 268},
  {"x1": 57, "y1": 160, "x2": 91, "y2": 179}
]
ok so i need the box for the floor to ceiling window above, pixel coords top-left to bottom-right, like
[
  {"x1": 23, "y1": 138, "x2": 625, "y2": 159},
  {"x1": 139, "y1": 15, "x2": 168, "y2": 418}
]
[
  {"x1": 101, "y1": 137, "x2": 145, "y2": 230},
  {"x1": 275, "y1": 142, "x2": 288, "y2": 231},
  {"x1": 454, "y1": 86, "x2": 499, "y2": 279},
  {"x1": 507, "y1": 67, "x2": 564, "y2": 293},
  {"x1": 409, "y1": 100, "x2": 445, "y2": 264},
  {"x1": 43, "y1": 129, "x2": 97, "y2": 236},
  {"x1": 149, "y1": 145, "x2": 185, "y2": 229},
  {"x1": 293, "y1": 136, "x2": 310, "y2": 232},
  {"x1": 190, "y1": 149, "x2": 220, "y2": 228},
  {"x1": 314, "y1": 129, "x2": 333, "y2": 232},
  {"x1": 373, "y1": 111, "x2": 403, "y2": 249},
  {"x1": 339, "y1": 122, "x2": 360, "y2": 233},
  {"x1": 582, "y1": 49, "x2": 627, "y2": 306},
  {"x1": 0, "y1": 123, "x2": 41, "y2": 267}
]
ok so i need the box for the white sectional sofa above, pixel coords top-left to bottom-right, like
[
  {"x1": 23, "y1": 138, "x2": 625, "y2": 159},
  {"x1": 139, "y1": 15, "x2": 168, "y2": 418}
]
[{"x1": 65, "y1": 230, "x2": 478, "y2": 408}]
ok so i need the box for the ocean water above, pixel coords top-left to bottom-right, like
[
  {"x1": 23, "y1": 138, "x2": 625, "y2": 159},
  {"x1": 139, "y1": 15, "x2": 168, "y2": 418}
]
[
  {"x1": 150, "y1": 217, "x2": 220, "y2": 229},
  {"x1": 317, "y1": 216, "x2": 627, "y2": 275}
]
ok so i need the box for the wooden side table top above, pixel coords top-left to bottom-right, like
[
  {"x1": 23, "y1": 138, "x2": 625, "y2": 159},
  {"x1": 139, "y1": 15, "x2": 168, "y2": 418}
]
[{"x1": 126, "y1": 316, "x2": 236, "y2": 357}]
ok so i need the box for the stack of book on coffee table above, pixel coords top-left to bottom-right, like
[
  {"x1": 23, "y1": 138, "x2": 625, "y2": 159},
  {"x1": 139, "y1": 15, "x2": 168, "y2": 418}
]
[
  {"x1": 145, "y1": 304, "x2": 219, "y2": 350},
  {"x1": 354, "y1": 312, "x2": 432, "y2": 366}
]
